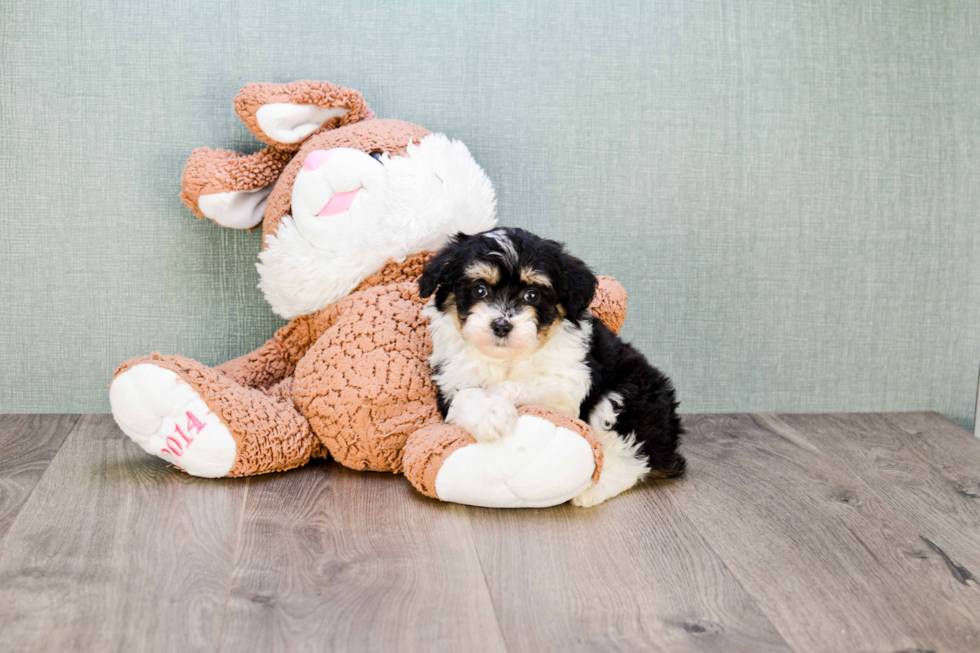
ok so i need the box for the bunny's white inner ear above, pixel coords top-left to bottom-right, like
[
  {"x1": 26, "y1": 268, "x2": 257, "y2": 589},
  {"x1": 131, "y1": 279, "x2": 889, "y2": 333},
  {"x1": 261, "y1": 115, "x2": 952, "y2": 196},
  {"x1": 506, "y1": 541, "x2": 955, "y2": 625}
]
[
  {"x1": 197, "y1": 184, "x2": 273, "y2": 229},
  {"x1": 255, "y1": 104, "x2": 349, "y2": 144}
]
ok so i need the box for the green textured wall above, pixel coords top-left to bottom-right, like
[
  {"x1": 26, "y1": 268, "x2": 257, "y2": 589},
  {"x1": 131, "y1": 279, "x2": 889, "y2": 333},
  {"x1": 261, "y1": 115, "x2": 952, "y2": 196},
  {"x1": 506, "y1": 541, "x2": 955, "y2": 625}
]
[{"x1": 2, "y1": 1, "x2": 979, "y2": 429}]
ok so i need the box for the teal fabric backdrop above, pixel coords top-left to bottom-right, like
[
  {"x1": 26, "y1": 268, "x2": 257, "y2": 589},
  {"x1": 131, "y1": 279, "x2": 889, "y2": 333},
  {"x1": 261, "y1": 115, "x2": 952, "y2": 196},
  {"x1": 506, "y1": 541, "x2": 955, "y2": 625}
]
[{"x1": 2, "y1": 1, "x2": 979, "y2": 429}]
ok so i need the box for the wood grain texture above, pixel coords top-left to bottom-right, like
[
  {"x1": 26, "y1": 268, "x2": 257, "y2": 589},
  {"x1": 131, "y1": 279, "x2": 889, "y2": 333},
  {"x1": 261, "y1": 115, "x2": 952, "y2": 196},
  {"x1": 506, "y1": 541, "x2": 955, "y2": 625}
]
[
  {"x1": 466, "y1": 486, "x2": 792, "y2": 653},
  {"x1": 220, "y1": 461, "x2": 507, "y2": 653},
  {"x1": 772, "y1": 413, "x2": 980, "y2": 575},
  {"x1": 0, "y1": 415, "x2": 247, "y2": 652},
  {"x1": 670, "y1": 414, "x2": 980, "y2": 653},
  {"x1": 880, "y1": 412, "x2": 980, "y2": 508},
  {"x1": 1, "y1": 412, "x2": 978, "y2": 652},
  {"x1": 0, "y1": 414, "x2": 78, "y2": 545}
]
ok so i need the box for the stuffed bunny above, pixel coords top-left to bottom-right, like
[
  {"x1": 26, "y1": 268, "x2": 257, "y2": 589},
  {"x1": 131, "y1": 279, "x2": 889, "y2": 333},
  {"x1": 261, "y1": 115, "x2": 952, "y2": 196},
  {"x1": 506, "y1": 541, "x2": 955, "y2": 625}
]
[{"x1": 110, "y1": 81, "x2": 628, "y2": 508}]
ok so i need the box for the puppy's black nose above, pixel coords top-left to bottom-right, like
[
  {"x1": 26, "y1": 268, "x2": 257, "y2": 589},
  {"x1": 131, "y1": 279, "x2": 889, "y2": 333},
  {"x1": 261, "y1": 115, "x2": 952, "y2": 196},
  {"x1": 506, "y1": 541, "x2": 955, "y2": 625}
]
[{"x1": 491, "y1": 318, "x2": 513, "y2": 337}]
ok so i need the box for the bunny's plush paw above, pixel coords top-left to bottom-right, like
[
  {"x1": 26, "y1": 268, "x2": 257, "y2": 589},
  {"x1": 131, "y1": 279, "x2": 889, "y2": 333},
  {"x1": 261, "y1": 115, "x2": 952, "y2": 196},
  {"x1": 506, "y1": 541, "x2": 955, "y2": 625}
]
[{"x1": 110, "y1": 364, "x2": 237, "y2": 478}]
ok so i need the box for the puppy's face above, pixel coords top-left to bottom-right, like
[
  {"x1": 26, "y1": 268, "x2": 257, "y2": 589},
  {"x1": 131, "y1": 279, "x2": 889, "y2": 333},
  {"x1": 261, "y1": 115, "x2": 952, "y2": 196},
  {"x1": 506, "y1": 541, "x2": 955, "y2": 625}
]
[
  {"x1": 420, "y1": 228, "x2": 597, "y2": 360},
  {"x1": 452, "y1": 253, "x2": 559, "y2": 360}
]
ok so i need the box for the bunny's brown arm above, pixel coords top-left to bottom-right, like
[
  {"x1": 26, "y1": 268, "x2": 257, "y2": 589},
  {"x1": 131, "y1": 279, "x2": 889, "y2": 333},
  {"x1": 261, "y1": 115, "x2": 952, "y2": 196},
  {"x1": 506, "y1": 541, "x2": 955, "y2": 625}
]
[
  {"x1": 216, "y1": 253, "x2": 435, "y2": 389},
  {"x1": 590, "y1": 276, "x2": 628, "y2": 335},
  {"x1": 215, "y1": 304, "x2": 344, "y2": 390}
]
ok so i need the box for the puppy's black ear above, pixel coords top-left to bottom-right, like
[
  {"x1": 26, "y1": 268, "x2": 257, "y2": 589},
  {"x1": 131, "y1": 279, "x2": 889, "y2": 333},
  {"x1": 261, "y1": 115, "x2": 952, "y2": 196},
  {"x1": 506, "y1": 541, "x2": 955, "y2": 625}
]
[
  {"x1": 418, "y1": 251, "x2": 449, "y2": 298},
  {"x1": 419, "y1": 232, "x2": 471, "y2": 298},
  {"x1": 556, "y1": 251, "x2": 598, "y2": 319}
]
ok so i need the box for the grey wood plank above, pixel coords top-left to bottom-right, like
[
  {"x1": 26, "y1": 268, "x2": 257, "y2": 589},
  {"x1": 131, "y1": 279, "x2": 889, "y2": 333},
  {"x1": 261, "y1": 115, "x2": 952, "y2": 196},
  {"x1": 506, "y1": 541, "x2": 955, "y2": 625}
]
[
  {"x1": 771, "y1": 413, "x2": 980, "y2": 576},
  {"x1": 879, "y1": 412, "x2": 980, "y2": 502},
  {"x1": 0, "y1": 415, "x2": 79, "y2": 545},
  {"x1": 669, "y1": 414, "x2": 980, "y2": 653},
  {"x1": 220, "y1": 461, "x2": 507, "y2": 653},
  {"x1": 466, "y1": 484, "x2": 792, "y2": 653},
  {"x1": 0, "y1": 415, "x2": 247, "y2": 653}
]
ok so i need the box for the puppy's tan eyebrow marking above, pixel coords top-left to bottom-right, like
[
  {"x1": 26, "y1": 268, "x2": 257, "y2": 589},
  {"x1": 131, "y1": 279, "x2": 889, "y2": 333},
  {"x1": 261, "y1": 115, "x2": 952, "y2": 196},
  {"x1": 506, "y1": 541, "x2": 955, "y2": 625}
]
[
  {"x1": 520, "y1": 266, "x2": 552, "y2": 287},
  {"x1": 465, "y1": 261, "x2": 500, "y2": 285}
]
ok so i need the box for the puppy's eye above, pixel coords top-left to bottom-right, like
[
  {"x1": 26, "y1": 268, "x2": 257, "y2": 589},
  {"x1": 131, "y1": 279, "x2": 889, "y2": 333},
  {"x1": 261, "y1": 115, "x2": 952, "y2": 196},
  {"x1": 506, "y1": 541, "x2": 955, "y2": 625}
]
[
  {"x1": 523, "y1": 288, "x2": 540, "y2": 303},
  {"x1": 474, "y1": 284, "x2": 489, "y2": 299}
]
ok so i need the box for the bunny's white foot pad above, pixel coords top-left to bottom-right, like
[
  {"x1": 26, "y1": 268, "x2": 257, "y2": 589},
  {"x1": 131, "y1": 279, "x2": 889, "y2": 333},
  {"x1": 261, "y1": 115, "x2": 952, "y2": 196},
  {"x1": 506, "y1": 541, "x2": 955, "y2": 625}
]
[
  {"x1": 110, "y1": 364, "x2": 237, "y2": 478},
  {"x1": 434, "y1": 414, "x2": 597, "y2": 508}
]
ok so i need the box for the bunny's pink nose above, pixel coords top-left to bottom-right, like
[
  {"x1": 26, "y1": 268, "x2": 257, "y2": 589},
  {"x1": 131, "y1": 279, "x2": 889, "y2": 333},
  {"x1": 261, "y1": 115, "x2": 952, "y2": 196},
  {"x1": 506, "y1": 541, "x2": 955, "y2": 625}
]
[{"x1": 302, "y1": 149, "x2": 332, "y2": 171}]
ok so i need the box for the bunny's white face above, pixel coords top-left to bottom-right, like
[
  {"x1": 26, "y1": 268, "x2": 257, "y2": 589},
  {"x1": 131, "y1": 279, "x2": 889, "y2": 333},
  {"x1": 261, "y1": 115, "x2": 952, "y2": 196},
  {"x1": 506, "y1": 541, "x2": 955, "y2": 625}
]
[
  {"x1": 289, "y1": 147, "x2": 388, "y2": 249},
  {"x1": 256, "y1": 133, "x2": 497, "y2": 319}
]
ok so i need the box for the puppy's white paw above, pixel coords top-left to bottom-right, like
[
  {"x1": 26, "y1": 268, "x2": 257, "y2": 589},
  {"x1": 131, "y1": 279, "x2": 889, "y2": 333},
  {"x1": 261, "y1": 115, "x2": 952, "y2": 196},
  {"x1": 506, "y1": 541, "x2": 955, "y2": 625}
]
[
  {"x1": 571, "y1": 484, "x2": 612, "y2": 507},
  {"x1": 110, "y1": 364, "x2": 237, "y2": 478},
  {"x1": 489, "y1": 381, "x2": 526, "y2": 405},
  {"x1": 571, "y1": 431, "x2": 650, "y2": 507},
  {"x1": 476, "y1": 394, "x2": 519, "y2": 442},
  {"x1": 447, "y1": 388, "x2": 518, "y2": 443}
]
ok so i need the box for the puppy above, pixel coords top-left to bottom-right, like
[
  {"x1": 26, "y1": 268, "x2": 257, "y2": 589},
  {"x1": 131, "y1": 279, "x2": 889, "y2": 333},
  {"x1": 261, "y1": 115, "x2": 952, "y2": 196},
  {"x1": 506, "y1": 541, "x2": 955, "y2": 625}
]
[{"x1": 419, "y1": 228, "x2": 685, "y2": 506}]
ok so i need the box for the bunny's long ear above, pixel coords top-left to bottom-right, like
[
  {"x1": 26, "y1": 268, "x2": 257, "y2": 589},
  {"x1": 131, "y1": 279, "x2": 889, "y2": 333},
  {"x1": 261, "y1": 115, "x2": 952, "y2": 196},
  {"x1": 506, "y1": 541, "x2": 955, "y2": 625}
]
[
  {"x1": 235, "y1": 80, "x2": 375, "y2": 149},
  {"x1": 180, "y1": 146, "x2": 293, "y2": 229}
]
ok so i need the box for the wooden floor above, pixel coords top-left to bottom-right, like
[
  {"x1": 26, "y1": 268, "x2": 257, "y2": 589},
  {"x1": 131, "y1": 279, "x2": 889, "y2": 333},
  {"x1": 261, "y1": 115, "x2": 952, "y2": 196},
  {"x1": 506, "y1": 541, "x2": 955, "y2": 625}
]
[{"x1": 0, "y1": 414, "x2": 979, "y2": 652}]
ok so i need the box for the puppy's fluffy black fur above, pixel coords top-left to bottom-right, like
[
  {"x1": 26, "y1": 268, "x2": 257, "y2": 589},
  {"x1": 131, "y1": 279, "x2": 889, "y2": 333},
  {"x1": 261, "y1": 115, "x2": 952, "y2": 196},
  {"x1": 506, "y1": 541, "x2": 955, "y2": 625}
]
[
  {"x1": 419, "y1": 229, "x2": 597, "y2": 329},
  {"x1": 581, "y1": 320, "x2": 686, "y2": 478},
  {"x1": 420, "y1": 227, "x2": 685, "y2": 481}
]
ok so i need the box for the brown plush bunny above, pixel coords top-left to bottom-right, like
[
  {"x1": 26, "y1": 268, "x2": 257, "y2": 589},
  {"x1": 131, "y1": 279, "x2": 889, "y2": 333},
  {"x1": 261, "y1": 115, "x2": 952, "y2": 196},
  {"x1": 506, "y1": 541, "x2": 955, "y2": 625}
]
[{"x1": 110, "y1": 80, "x2": 628, "y2": 507}]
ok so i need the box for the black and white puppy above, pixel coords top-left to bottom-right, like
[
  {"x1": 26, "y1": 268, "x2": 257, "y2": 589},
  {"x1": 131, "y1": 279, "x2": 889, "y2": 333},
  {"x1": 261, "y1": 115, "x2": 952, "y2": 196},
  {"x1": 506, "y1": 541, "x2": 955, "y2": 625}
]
[{"x1": 419, "y1": 227, "x2": 685, "y2": 506}]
